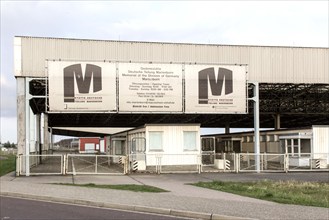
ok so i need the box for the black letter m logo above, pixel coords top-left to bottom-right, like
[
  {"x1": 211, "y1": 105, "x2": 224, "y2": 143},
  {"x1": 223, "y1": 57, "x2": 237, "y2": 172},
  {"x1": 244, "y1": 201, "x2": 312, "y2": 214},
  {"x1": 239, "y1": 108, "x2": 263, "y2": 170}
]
[
  {"x1": 63, "y1": 64, "x2": 102, "y2": 102},
  {"x1": 198, "y1": 67, "x2": 233, "y2": 104}
]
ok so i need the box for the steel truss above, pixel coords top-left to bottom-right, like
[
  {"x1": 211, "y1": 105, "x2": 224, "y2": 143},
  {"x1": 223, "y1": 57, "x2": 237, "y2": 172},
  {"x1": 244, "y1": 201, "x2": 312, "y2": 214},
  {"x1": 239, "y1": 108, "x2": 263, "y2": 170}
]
[{"x1": 27, "y1": 80, "x2": 329, "y2": 135}]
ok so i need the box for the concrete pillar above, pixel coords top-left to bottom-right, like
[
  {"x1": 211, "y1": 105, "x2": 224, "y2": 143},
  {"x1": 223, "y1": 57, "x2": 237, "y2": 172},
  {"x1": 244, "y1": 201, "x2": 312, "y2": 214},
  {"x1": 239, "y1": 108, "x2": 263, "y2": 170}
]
[
  {"x1": 16, "y1": 77, "x2": 26, "y2": 155},
  {"x1": 16, "y1": 77, "x2": 26, "y2": 175},
  {"x1": 29, "y1": 108, "x2": 36, "y2": 152},
  {"x1": 43, "y1": 113, "x2": 49, "y2": 153}
]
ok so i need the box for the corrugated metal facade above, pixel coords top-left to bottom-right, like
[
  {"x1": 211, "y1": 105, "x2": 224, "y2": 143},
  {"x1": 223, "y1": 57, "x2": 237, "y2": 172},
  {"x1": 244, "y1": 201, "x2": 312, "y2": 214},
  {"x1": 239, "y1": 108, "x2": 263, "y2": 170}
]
[
  {"x1": 312, "y1": 125, "x2": 329, "y2": 154},
  {"x1": 16, "y1": 36, "x2": 329, "y2": 83}
]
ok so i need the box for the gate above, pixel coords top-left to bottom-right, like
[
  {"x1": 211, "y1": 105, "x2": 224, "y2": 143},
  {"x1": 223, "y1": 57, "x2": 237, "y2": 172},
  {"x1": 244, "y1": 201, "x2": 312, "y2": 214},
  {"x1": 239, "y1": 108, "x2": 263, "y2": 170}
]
[
  {"x1": 201, "y1": 137, "x2": 216, "y2": 172},
  {"x1": 238, "y1": 153, "x2": 286, "y2": 172},
  {"x1": 66, "y1": 154, "x2": 126, "y2": 175}
]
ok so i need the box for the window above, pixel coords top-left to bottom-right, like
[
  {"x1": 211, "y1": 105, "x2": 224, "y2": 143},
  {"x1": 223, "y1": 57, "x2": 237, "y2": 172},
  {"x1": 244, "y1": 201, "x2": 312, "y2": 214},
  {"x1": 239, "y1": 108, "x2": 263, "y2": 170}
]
[
  {"x1": 113, "y1": 140, "x2": 123, "y2": 155},
  {"x1": 132, "y1": 137, "x2": 146, "y2": 153},
  {"x1": 149, "y1": 131, "x2": 163, "y2": 151},
  {"x1": 201, "y1": 138, "x2": 214, "y2": 151},
  {"x1": 224, "y1": 140, "x2": 233, "y2": 152},
  {"x1": 184, "y1": 131, "x2": 197, "y2": 151}
]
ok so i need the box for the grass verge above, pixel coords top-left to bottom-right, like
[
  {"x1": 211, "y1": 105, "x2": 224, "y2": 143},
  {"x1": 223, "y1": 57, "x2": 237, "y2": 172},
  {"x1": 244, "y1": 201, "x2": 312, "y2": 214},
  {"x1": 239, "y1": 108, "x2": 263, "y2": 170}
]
[
  {"x1": 0, "y1": 154, "x2": 16, "y2": 176},
  {"x1": 192, "y1": 180, "x2": 329, "y2": 208},
  {"x1": 55, "y1": 183, "x2": 169, "y2": 193}
]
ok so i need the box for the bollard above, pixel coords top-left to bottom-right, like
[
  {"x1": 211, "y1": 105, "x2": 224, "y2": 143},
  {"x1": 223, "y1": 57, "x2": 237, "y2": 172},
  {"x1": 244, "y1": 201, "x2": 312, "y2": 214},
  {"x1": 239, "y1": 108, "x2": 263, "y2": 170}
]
[
  {"x1": 315, "y1": 160, "x2": 320, "y2": 169},
  {"x1": 132, "y1": 160, "x2": 138, "y2": 171}
]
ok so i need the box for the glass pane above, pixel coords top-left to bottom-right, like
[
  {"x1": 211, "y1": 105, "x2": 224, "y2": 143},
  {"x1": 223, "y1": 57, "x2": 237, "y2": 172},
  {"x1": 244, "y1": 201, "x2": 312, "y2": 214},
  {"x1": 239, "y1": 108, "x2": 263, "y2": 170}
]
[
  {"x1": 149, "y1": 131, "x2": 163, "y2": 151},
  {"x1": 132, "y1": 138, "x2": 146, "y2": 153},
  {"x1": 184, "y1": 131, "x2": 197, "y2": 151},
  {"x1": 114, "y1": 141, "x2": 122, "y2": 155},
  {"x1": 202, "y1": 138, "x2": 214, "y2": 151}
]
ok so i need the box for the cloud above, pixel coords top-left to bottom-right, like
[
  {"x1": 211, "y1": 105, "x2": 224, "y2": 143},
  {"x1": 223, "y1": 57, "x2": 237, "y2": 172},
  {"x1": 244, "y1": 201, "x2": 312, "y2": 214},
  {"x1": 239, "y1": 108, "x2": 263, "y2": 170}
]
[{"x1": 0, "y1": 0, "x2": 328, "y2": 143}]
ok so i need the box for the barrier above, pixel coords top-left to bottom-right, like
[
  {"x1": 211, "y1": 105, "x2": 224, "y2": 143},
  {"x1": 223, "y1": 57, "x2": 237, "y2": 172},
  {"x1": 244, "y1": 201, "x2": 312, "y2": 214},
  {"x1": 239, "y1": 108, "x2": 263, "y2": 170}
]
[
  {"x1": 238, "y1": 153, "x2": 286, "y2": 172},
  {"x1": 129, "y1": 153, "x2": 200, "y2": 174},
  {"x1": 16, "y1": 153, "x2": 329, "y2": 176},
  {"x1": 66, "y1": 154, "x2": 126, "y2": 175},
  {"x1": 287, "y1": 153, "x2": 329, "y2": 172},
  {"x1": 225, "y1": 160, "x2": 231, "y2": 169},
  {"x1": 132, "y1": 160, "x2": 138, "y2": 171},
  {"x1": 18, "y1": 154, "x2": 64, "y2": 175}
]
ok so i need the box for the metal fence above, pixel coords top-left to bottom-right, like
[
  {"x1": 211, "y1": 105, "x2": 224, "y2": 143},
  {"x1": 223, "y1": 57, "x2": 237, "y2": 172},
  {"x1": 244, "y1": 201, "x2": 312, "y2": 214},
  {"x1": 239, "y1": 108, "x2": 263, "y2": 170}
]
[
  {"x1": 16, "y1": 153, "x2": 329, "y2": 176},
  {"x1": 66, "y1": 154, "x2": 127, "y2": 175},
  {"x1": 128, "y1": 154, "x2": 200, "y2": 174},
  {"x1": 287, "y1": 153, "x2": 329, "y2": 172},
  {"x1": 200, "y1": 153, "x2": 237, "y2": 172},
  {"x1": 238, "y1": 153, "x2": 286, "y2": 172},
  {"x1": 18, "y1": 154, "x2": 64, "y2": 175}
]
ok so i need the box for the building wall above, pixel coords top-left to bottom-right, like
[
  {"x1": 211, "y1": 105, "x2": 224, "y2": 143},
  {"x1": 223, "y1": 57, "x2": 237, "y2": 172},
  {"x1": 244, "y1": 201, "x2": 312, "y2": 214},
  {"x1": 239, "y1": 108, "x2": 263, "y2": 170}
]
[
  {"x1": 79, "y1": 137, "x2": 100, "y2": 152},
  {"x1": 15, "y1": 36, "x2": 329, "y2": 83},
  {"x1": 145, "y1": 125, "x2": 200, "y2": 155},
  {"x1": 204, "y1": 128, "x2": 313, "y2": 154},
  {"x1": 312, "y1": 126, "x2": 329, "y2": 155}
]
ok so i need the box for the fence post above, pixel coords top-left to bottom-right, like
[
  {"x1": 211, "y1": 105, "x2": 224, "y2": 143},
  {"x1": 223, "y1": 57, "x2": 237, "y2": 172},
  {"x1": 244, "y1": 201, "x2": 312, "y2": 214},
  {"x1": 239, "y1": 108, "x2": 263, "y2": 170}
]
[
  {"x1": 158, "y1": 155, "x2": 162, "y2": 174},
  {"x1": 124, "y1": 156, "x2": 128, "y2": 174},
  {"x1": 95, "y1": 155, "x2": 98, "y2": 174},
  {"x1": 66, "y1": 154, "x2": 70, "y2": 174},
  {"x1": 235, "y1": 153, "x2": 239, "y2": 173},
  {"x1": 198, "y1": 154, "x2": 201, "y2": 174},
  {"x1": 223, "y1": 153, "x2": 226, "y2": 172},
  {"x1": 284, "y1": 153, "x2": 289, "y2": 173},
  {"x1": 247, "y1": 152, "x2": 250, "y2": 168},
  {"x1": 61, "y1": 155, "x2": 64, "y2": 175},
  {"x1": 127, "y1": 154, "x2": 131, "y2": 174}
]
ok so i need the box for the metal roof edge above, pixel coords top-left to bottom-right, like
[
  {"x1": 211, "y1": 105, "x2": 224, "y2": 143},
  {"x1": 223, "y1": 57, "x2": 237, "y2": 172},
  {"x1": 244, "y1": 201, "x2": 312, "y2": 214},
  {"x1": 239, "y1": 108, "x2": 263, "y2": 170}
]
[{"x1": 15, "y1": 35, "x2": 329, "y2": 50}]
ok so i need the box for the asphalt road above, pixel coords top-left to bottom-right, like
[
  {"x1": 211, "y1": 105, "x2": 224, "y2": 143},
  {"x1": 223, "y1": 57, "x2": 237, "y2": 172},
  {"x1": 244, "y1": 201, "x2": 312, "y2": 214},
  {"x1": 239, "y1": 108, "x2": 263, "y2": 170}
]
[{"x1": 0, "y1": 196, "x2": 191, "y2": 220}]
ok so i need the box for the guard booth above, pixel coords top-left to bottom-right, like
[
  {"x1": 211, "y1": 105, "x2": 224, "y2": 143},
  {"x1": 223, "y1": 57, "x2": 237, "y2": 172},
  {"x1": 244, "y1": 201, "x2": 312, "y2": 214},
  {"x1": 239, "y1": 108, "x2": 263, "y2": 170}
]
[
  {"x1": 201, "y1": 136, "x2": 241, "y2": 171},
  {"x1": 108, "y1": 124, "x2": 201, "y2": 172}
]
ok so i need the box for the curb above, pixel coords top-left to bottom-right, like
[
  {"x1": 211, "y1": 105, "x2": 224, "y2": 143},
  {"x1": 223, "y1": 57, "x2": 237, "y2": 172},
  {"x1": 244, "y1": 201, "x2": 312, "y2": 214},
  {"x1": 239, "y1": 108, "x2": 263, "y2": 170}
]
[{"x1": 0, "y1": 192, "x2": 256, "y2": 220}]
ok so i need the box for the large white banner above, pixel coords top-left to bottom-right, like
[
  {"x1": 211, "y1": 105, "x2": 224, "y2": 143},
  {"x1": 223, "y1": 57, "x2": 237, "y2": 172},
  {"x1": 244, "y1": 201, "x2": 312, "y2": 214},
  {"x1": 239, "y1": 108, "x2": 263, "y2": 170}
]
[
  {"x1": 48, "y1": 61, "x2": 117, "y2": 112},
  {"x1": 185, "y1": 65, "x2": 247, "y2": 114},
  {"x1": 119, "y1": 63, "x2": 183, "y2": 112}
]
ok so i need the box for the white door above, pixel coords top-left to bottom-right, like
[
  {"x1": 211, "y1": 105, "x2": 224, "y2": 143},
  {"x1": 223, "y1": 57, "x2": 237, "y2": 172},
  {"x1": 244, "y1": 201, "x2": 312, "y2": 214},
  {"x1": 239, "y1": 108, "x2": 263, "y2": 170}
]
[
  {"x1": 100, "y1": 140, "x2": 105, "y2": 153},
  {"x1": 85, "y1": 143, "x2": 95, "y2": 153}
]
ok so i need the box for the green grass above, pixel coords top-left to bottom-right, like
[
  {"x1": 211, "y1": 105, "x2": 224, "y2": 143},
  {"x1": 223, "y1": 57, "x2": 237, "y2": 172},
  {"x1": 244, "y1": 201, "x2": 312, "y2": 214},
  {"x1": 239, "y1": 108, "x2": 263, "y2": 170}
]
[
  {"x1": 55, "y1": 183, "x2": 169, "y2": 193},
  {"x1": 0, "y1": 154, "x2": 16, "y2": 176},
  {"x1": 192, "y1": 180, "x2": 329, "y2": 208}
]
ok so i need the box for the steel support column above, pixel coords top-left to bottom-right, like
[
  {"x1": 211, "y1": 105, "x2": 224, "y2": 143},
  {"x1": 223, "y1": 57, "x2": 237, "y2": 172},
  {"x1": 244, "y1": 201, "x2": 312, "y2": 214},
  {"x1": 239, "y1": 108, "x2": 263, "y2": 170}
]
[{"x1": 248, "y1": 82, "x2": 260, "y2": 173}]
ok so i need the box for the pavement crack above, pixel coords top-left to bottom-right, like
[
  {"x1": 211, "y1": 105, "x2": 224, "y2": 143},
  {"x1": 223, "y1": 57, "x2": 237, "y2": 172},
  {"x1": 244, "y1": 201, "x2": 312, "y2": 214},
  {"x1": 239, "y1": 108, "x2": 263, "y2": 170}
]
[
  {"x1": 127, "y1": 175, "x2": 146, "y2": 185},
  {"x1": 71, "y1": 175, "x2": 75, "y2": 184}
]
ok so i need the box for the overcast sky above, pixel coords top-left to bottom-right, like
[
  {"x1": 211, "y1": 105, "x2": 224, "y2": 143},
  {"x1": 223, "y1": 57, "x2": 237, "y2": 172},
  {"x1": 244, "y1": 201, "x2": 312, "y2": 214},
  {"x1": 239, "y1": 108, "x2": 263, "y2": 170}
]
[{"x1": 1, "y1": 0, "x2": 328, "y2": 143}]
